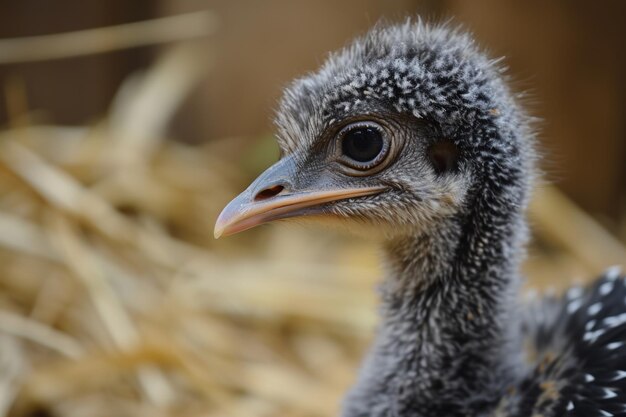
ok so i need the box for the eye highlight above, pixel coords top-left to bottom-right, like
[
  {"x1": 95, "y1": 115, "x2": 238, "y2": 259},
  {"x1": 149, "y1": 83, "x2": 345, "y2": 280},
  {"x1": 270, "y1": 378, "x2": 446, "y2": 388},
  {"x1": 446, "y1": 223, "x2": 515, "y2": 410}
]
[{"x1": 338, "y1": 122, "x2": 389, "y2": 171}]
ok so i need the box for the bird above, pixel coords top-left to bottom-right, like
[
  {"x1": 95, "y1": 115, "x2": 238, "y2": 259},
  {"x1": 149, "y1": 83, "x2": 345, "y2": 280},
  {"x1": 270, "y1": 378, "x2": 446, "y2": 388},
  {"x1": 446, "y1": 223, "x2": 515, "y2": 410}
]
[{"x1": 214, "y1": 20, "x2": 626, "y2": 417}]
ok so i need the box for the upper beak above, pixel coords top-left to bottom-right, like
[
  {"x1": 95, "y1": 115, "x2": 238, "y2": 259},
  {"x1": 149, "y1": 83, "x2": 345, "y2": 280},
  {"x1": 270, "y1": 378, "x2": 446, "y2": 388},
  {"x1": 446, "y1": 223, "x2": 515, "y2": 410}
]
[{"x1": 214, "y1": 156, "x2": 386, "y2": 238}]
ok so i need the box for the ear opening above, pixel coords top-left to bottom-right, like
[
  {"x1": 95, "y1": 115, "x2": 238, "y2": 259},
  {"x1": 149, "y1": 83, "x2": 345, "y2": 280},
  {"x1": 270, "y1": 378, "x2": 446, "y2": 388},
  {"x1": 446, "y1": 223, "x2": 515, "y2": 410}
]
[{"x1": 428, "y1": 140, "x2": 459, "y2": 175}]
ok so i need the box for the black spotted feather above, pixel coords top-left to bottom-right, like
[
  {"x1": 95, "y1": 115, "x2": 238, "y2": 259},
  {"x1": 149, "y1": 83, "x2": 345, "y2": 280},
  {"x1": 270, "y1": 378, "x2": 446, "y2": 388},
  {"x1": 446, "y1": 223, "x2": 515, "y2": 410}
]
[{"x1": 497, "y1": 266, "x2": 626, "y2": 417}]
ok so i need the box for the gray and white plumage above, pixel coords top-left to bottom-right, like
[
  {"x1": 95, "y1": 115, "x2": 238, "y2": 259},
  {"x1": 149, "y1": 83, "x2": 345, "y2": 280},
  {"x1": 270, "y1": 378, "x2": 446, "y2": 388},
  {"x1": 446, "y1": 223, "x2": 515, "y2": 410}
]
[{"x1": 215, "y1": 20, "x2": 626, "y2": 417}]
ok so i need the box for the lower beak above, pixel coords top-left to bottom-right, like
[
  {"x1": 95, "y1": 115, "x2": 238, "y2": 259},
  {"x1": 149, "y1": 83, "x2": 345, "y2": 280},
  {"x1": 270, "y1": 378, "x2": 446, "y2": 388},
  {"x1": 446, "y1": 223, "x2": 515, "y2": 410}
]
[{"x1": 214, "y1": 185, "x2": 385, "y2": 238}]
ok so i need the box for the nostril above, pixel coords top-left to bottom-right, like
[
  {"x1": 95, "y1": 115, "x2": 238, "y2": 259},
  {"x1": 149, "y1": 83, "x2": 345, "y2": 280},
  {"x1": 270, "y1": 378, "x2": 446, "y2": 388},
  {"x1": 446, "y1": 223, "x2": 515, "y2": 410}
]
[{"x1": 254, "y1": 185, "x2": 285, "y2": 201}]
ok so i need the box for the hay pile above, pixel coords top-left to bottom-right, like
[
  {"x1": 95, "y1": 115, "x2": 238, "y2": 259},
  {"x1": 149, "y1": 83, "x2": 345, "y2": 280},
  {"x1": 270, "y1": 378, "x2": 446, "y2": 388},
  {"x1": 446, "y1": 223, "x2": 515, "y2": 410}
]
[
  {"x1": 0, "y1": 122, "x2": 375, "y2": 417},
  {"x1": 0, "y1": 13, "x2": 624, "y2": 417}
]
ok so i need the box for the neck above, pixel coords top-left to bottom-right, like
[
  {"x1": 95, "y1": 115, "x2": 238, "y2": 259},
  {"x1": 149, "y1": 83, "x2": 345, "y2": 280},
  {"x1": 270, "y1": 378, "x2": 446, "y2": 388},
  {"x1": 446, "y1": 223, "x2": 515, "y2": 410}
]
[{"x1": 343, "y1": 204, "x2": 528, "y2": 417}]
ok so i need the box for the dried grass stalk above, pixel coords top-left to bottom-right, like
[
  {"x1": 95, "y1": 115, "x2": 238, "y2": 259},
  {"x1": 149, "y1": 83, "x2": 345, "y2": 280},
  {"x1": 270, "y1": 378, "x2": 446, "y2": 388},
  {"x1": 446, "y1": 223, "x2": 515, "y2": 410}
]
[{"x1": 0, "y1": 11, "x2": 217, "y2": 64}]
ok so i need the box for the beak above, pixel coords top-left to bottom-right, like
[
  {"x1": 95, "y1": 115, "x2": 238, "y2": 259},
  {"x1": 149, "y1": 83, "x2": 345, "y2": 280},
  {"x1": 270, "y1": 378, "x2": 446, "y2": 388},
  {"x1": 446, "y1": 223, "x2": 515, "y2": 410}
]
[{"x1": 214, "y1": 156, "x2": 386, "y2": 238}]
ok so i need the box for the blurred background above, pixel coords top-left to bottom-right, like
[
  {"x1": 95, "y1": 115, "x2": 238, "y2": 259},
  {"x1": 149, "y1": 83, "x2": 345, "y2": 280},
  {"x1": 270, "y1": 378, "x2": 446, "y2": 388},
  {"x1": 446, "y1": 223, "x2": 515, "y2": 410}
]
[{"x1": 0, "y1": 1, "x2": 624, "y2": 417}]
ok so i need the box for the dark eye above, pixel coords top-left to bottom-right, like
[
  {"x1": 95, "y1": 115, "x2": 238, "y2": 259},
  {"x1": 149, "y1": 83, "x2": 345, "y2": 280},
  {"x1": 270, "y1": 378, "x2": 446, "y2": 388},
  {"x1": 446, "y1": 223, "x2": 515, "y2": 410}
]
[{"x1": 341, "y1": 126, "x2": 384, "y2": 163}]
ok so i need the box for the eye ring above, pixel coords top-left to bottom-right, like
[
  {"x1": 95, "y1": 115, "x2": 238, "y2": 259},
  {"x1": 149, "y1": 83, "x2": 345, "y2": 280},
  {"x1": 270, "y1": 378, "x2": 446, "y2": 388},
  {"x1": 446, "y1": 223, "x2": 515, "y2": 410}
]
[{"x1": 337, "y1": 121, "x2": 390, "y2": 172}]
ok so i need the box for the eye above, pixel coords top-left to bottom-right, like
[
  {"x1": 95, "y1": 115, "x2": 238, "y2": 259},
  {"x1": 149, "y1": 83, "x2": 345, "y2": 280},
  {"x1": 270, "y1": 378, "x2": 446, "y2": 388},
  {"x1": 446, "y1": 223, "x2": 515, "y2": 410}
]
[
  {"x1": 339, "y1": 122, "x2": 389, "y2": 170},
  {"x1": 342, "y1": 126, "x2": 383, "y2": 162}
]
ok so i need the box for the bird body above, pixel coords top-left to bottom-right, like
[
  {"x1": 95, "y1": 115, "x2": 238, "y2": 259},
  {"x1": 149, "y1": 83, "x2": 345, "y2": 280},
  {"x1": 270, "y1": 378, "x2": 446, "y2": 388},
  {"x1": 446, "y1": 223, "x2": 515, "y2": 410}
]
[{"x1": 215, "y1": 21, "x2": 626, "y2": 417}]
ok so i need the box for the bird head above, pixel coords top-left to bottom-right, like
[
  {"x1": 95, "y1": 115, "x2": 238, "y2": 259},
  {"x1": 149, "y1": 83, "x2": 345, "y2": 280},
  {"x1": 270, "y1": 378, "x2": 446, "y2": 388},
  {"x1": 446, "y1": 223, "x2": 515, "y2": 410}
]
[{"x1": 215, "y1": 21, "x2": 533, "y2": 241}]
